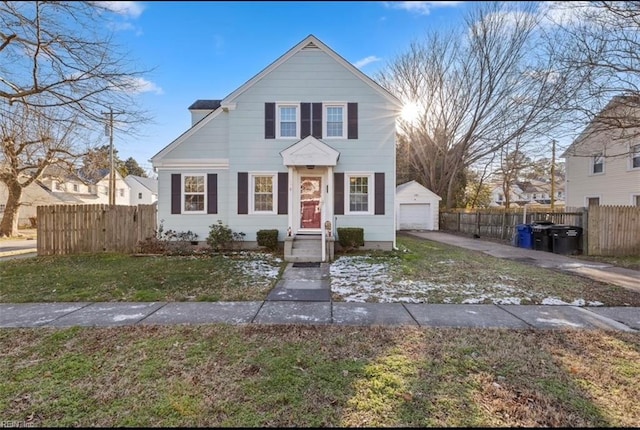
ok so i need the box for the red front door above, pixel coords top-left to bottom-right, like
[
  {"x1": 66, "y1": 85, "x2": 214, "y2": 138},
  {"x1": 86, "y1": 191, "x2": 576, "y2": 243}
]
[{"x1": 300, "y1": 176, "x2": 321, "y2": 229}]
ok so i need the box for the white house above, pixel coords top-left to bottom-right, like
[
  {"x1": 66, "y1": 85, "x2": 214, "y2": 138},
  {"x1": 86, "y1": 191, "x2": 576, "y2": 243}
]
[
  {"x1": 150, "y1": 35, "x2": 401, "y2": 261},
  {"x1": 125, "y1": 175, "x2": 158, "y2": 205},
  {"x1": 395, "y1": 180, "x2": 441, "y2": 230},
  {"x1": 563, "y1": 95, "x2": 640, "y2": 207}
]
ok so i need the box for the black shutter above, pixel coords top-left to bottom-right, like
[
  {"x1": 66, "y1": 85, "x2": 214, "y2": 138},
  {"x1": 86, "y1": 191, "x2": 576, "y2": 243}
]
[
  {"x1": 312, "y1": 103, "x2": 323, "y2": 138},
  {"x1": 265, "y1": 103, "x2": 275, "y2": 139},
  {"x1": 347, "y1": 102, "x2": 358, "y2": 139},
  {"x1": 300, "y1": 103, "x2": 311, "y2": 138},
  {"x1": 374, "y1": 172, "x2": 384, "y2": 215},
  {"x1": 278, "y1": 172, "x2": 288, "y2": 215},
  {"x1": 207, "y1": 174, "x2": 217, "y2": 214},
  {"x1": 334, "y1": 172, "x2": 344, "y2": 215},
  {"x1": 171, "y1": 174, "x2": 181, "y2": 214},
  {"x1": 237, "y1": 172, "x2": 248, "y2": 214}
]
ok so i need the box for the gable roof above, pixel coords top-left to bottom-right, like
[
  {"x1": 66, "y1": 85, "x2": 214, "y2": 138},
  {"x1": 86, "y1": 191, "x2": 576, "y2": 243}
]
[
  {"x1": 396, "y1": 180, "x2": 442, "y2": 200},
  {"x1": 222, "y1": 34, "x2": 401, "y2": 108},
  {"x1": 125, "y1": 175, "x2": 158, "y2": 194},
  {"x1": 562, "y1": 94, "x2": 640, "y2": 158},
  {"x1": 151, "y1": 34, "x2": 401, "y2": 164}
]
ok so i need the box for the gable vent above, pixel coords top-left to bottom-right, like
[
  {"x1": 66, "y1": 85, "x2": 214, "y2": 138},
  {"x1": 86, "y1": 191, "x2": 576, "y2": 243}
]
[{"x1": 302, "y1": 41, "x2": 320, "y2": 50}]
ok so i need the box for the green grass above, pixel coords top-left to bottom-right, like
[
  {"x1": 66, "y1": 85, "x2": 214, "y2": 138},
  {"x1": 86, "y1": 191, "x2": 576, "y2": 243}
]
[
  {"x1": 0, "y1": 325, "x2": 638, "y2": 427},
  {"x1": 0, "y1": 252, "x2": 286, "y2": 303}
]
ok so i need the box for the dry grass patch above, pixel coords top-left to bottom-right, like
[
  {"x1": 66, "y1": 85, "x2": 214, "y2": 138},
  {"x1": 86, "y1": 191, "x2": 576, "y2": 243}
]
[{"x1": 0, "y1": 325, "x2": 638, "y2": 427}]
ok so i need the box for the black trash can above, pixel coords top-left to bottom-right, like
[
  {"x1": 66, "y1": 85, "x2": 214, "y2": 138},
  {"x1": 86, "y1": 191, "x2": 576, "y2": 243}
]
[
  {"x1": 531, "y1": 221, "x2": 554, "y2": 252},
  {"x1": 549, "y1": 225, "x2": 583, "y2": 255}
]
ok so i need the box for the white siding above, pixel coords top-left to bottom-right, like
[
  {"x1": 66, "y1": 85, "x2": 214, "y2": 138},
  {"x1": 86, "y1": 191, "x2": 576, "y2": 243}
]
[{"x1": 565, "y1": 133, "x2": 640, "y2": 207}]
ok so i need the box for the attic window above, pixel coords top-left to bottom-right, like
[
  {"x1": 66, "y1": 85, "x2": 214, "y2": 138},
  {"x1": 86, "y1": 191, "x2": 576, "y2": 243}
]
[{"x1": 592, "y1": 153, "x2": 604, "y2": 174}]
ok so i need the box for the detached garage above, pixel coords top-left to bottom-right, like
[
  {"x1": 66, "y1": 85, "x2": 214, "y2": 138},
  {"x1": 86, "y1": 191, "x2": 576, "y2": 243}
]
[{"x1": 396, "y1": 181, "x2": 442, "y2": 231}]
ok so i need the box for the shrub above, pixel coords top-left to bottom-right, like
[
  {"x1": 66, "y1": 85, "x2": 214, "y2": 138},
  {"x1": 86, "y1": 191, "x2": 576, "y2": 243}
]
[
  {"x1": 337, "y1": 227, "x2": 364, "y2": 251},
  {"x1": 137, "y1": 221, "x2": 200, "y2": 255},
  {"x1": 207, "y1": 220, "x2": 245, "y2": 252},
  {"x1": 257, "y1": 229, "x2": 279, "y2": 251}
]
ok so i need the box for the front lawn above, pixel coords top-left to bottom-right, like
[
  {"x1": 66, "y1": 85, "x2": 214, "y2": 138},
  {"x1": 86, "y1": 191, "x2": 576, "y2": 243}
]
[{"x1": 0, "y1": 252, "x2": 285, "y2": 303}]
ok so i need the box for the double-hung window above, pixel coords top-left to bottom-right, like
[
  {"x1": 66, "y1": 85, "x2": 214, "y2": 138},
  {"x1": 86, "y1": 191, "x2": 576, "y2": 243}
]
[
  {"x1": 184, "y1": 175, "x2": 205, "y2": 212},
  {"x1": 346, "y1": 174, "x2": 373, "y2": 214},
  {"x1": 252, "y1": 174, "x2": 276, "y2": 213},
  {"x1": 277, "y1": 104, "x2": 298, "y2": 138},
  {"x1": 592, "y1": 153, "x2": 604, "y2": 174},
  {"x1": 324, "y1": 104, "x2": 346, "y2": 138},
  {"x1": 631, "y1": 144, "x2": 640, "y2": 169}
]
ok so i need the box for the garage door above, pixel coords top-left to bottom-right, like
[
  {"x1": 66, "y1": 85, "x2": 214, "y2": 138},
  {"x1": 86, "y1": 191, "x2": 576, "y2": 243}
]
[{"x1": 399, "y1": 203, "x2": 431, "y2": 230}]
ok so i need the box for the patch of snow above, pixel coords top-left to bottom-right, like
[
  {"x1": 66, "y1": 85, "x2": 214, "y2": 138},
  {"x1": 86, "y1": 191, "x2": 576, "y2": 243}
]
[
  {"x1": 329, "y1": 254, "x2": 600, "y2": 306},
  {"x1": 113, "y1": 313, "x2": 145, "y2": 322}
]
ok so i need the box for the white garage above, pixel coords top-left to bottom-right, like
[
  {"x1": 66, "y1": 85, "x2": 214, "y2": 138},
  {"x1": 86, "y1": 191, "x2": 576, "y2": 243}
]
[{"x1": 396, "y1": 180, "x2": 442, "y2": 231}]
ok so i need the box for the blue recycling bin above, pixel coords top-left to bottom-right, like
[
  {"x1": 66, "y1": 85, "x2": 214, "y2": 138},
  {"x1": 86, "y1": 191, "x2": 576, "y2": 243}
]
[{"x1": 516, "y1": 224, "x2": 533, "y2": 249}]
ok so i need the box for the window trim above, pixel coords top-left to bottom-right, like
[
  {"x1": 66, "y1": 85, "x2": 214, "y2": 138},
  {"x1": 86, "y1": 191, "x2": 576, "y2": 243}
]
[
  {"x1": 182, "y1": 174, "x2": 207, "y2": 214},
  {"x1": 591, "y1": 153, "x2": 604, "y2": 175},
  {"x1": 276, "y1": 103, "x2": 300, "y2": 139},
  {"x1": 249, "y1": 173, "x2": 278, "y2": 215},
  {"x1": 630, "y1": 143, "x2": 640, "y2": 170},
  {"x1": 631, "y1": 194, "x2": 640, "y2": 207},
  {"x1": 323, "y1": 102, "x2": 347, "y2": 139},
  {"x1": 585, "y1": 196, "x2": 601, "y2": 207},
  {"x1": 345, "y1": 173, "x2": 374, "y2": 215}
]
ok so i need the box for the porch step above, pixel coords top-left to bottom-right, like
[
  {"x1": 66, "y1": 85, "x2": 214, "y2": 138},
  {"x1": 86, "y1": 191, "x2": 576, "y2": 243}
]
[{"x1": 287, "y1": 236, "x2": 322, "y2": 262}]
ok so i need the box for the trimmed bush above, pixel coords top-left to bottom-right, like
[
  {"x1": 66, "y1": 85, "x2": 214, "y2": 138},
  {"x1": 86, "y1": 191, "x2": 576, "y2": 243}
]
[
  {"x1": 337, "y1": 227, "x2": 364, "y2": 250},
  {"x1": 257, "y1": 229, "x2": 279, "y2": 251}
]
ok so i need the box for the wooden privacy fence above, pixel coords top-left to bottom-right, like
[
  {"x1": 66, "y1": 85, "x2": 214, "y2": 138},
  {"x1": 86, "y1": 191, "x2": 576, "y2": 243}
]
[
  {"x1": 37, "y1": 204, "x2": 157, "y2": 256},
  {"x1": 439, "y1": 208, "x2": 585, "y2": 242},
  {"x1": 440, "y1": 206, "x2": 640, "y2": 256},
  {"x1": 588, "y1": 205, "x2": 640, "y2": 256}
]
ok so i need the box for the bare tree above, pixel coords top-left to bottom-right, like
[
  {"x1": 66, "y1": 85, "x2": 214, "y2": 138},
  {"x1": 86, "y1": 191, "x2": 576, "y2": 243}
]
[
  {"x1": 0, "y1": 105, "x2": 82, "y2": 236},
  {"x1": 543, "y1": 1, "x2": 640, "y2": 157},
  {"x1": 0, "y1": 1, "x2": 150, "y2": 236},
  {"x1": 378, "y1": 2, "x2": 586, "y2": 208}
]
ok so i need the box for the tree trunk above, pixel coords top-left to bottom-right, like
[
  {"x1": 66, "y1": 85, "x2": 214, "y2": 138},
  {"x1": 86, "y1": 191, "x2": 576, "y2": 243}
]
[{"x1": 0, "y1": 181, "x2": 23, "y2": 237}]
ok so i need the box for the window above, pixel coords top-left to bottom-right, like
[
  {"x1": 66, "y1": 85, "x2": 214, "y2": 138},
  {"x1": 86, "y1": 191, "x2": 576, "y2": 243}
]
[
  {"x1": 184, "y1": 175, "x2": 205, "y2": 212},
  {"x1": 73, "y1": 184, "x2": 79, "y2": 192},
  {"x1": 324, "y1": 104, "x2": 346, "y2": 138},
  {"x1": 55, "y1": 181, "x2": 63, "y2": 191},
  {"x1": 251, "y1": 174, "x2": 276, "y2": 213},
  {"x1": 347, "y1": 174, "x2": 372, "y2": 214},
  {"x1": 0, "y1": 204, "x2": 5, "y2": 212},
  {"x1": 119, "y1": 188, "x2": 125, "y2": 197},
  {"x1": 592, "y1": 153, "x2": 604, "y2": 174},
  {"x1": 277, "y1": 104, "x2": 298, "y2": 138},
  {"x1": 632, "y1": 144, "x2": 640, "y2": 169},
  {"x1": 101, "y1": 186, "x2": 108, "y2": 195},
  {"x1": 138, "y1": 192, "x2": 143, "y2": 200},
  {"x1": 633, "y1": 195, "x2": 640, "y2": 207},
  {"x1": 587, "y1": 197, "x2": 600, "y2": 207}
]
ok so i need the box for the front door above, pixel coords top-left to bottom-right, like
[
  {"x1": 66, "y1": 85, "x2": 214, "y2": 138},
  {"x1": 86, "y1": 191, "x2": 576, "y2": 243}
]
[{"x1": 300, "y1": 176, "x2": 322, "y2": 229}]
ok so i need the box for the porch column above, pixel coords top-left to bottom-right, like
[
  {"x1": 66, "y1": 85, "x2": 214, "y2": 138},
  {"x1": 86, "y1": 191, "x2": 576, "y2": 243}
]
[{"x1": 287, "y1": 166, "x2": 294, "y2": 236}]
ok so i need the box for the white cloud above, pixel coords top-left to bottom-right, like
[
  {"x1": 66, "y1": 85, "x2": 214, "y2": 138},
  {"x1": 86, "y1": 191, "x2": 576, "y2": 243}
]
[
  {"x1": 354, "y1": 55, "x2": 382, "y2": 69},
  {"x1": 384, "y1": 1, "x2": 463, "y2": 16},
  {"x1": 94, "y1": 1, "x2": 145, "y2": 19},
  {"x1": 126, "y1": 77, "x2": 164, "y2": 95}
]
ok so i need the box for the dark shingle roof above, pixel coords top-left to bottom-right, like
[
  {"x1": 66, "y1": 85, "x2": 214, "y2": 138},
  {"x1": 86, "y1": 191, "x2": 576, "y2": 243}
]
[{"x1": 188, "y1": 99, "x2": 222, "y2": 110}]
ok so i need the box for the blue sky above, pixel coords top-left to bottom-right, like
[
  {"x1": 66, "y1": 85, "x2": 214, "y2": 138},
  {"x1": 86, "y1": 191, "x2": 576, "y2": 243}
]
[{"x1": 102, "y1": 1, "x2": 471, "y2": 173}]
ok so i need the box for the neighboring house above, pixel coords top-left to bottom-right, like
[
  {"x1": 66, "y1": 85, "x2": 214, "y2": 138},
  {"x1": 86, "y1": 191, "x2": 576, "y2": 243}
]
[
  {"x1": 488, "y1": 181, "x2": 526, "y2": 207},
  {"x1": 517, "y1": 180, "x2": 565, "y2": 206},
  {"x1": 124, "y1": 175, "x2": 158, "y2": 205},
  {"x1": 563, "y1": 95, "x2": 640, "y2": 207},
  {"x1": 150, "y1": 35, "x2": 401, "y2": 261},
  {"x1": 0, "y1": 177, "x2": 72, "y2": 228},
  {"x1": 395, "y1": 181, "x2": 441, "y2": 230}
]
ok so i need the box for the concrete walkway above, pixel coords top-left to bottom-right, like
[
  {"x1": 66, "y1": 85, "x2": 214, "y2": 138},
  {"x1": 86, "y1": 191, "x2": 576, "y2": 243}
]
[{"x1": 0, "y1": 231, "x2": 638, "y2": 331}]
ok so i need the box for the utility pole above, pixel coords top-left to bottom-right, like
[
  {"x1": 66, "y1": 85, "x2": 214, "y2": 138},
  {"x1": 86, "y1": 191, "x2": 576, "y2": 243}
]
[
  {"x1": 103, "y1": 108, "x2": 125, "y2": 205},
  {"x1": 550, "y1": 139, "x2": 556, "y2": 210}
]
